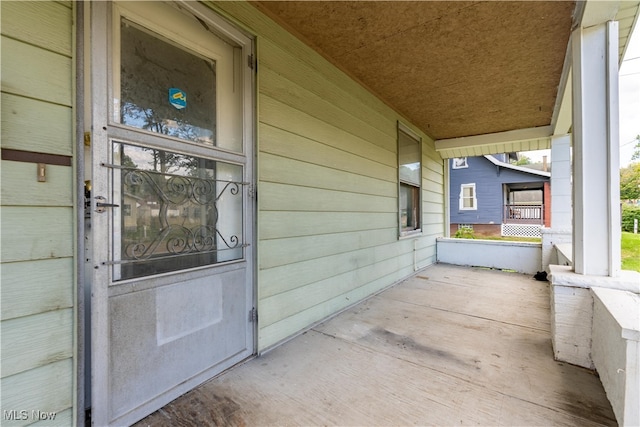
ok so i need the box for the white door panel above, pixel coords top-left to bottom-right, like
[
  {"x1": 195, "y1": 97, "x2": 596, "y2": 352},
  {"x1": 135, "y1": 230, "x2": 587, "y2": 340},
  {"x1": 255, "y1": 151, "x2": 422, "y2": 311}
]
[
  {"x1": 109, "y1": 267, "x2": 248, "y2": 420},
  {"x1": 89, "y1": 2, "x2": 254, "y2": 425}
]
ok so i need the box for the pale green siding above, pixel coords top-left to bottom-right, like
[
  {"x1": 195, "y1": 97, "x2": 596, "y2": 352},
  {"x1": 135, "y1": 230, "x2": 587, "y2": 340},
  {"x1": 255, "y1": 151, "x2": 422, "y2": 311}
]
[
  {"x1": 211, "y1": 2, "x2": 446, "y2": 350},
  {"x1": 1, "y1": 0, "x2": 446, "y2": 419},
  {"x1": 1, "y1": 1, "x2": 75, "y2": 426}
]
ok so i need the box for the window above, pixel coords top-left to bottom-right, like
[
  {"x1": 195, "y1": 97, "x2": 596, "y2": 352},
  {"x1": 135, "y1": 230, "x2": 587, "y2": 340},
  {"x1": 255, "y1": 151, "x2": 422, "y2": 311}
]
[
  {"x1": 120, "y1": 19, "x2": 218, "y2": 146},
  {"x1": 459, "y1": 183, "x2": 477, "y2": 210},
  {"x1": 398, "y1": 124, "x2": 421, "y2": 234},
  {"x1": 452, "y1": 157, "x2": 468, "y2": 169},
  {"x1": 114, "y1": 143, "x2": 244, "y2": 280}
]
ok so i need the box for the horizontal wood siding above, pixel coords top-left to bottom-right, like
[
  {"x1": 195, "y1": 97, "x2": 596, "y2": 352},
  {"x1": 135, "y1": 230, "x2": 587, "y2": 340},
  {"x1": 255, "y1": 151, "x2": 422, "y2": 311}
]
[
  {"x1": 1, "y1": 1, "x2": 75, "y2": 425},
  {"x1": 1, "y1": 94, "x2": 74, "y2": 156},
  {"x1": 1, "y1": 258, "x2": 74, "y2": 321},
  {"x1": 211, "y1": 1, "x2": 445, "y2": 350},
  {"x1": 1, "y1": 309, "x2": 74, "y2": 378},
  {"x1": 0, "y1": 360, "x2": 73, "y2": 427}
]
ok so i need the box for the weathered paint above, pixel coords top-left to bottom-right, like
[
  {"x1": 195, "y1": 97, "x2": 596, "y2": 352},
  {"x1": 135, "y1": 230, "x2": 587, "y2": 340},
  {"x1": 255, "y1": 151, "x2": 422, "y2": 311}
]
[
  {"x1": 548, "y1": 265, "x2": 640, "y2": 369},
  {"x1": 134, "y1": 265, "x2": 616, "y2": 427},
  {"x1": 0, "y1": 1, "x2": 75, "y2": 425},
  {"x1": 436, "y1": 237, "x2": 542, "y2": 274},
  {"x1": 1, "y1": 360, "x2": 73, "y2": 427},
  {"x1": 1, "y1": 94, "x2": 74, "y2": 156},
  {"x1": 209, "y1": 1, "x2": 444, "y2": 350},
  {"x1": 592, "y1": 287, "x2": 640, "y2": 427},
  {"x1": 572, "y1": 22, "x2": 622, "y2": 277},
  {"x1": 1, "y1": 0, "x2": 446, "y2": 421}
]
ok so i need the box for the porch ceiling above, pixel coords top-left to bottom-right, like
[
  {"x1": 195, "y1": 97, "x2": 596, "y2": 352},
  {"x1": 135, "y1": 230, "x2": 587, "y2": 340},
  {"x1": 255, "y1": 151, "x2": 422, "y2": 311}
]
[{"x1": 252, "y1": 1, "x2": 577, "y2": 142}]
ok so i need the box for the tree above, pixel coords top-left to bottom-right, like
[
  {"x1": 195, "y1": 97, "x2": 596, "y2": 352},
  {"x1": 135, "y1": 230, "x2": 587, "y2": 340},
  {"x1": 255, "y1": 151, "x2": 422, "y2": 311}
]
[
  {"x1": 631, "y1": 135, "x2": 640, "y2": 162},
  {"x1": 620, "y1": 162, "x2": 640, "y2": 200},
  {"x1": 511, "y1": 154, "x2": 531, "y2": 166}
]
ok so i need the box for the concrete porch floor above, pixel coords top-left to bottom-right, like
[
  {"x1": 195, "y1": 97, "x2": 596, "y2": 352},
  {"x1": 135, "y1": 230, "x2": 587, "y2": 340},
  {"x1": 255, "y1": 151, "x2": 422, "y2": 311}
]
[{"x1": 135, "y1": 264, "x2": 616, "y2": 426}]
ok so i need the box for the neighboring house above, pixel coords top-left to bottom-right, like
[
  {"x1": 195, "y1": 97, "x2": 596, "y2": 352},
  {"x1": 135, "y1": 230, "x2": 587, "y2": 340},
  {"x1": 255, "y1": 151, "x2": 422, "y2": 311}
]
[
  {"x1": 449, "y1": 154, "x2": 551, "y2": 237},
  {"x1": 0, "y1": 1, "x2": 636, "y2": 427}
]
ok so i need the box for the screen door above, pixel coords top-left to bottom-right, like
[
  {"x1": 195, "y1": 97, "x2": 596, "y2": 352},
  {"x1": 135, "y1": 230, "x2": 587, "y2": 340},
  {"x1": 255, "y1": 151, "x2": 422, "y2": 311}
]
[{"x1": 89, "y1": 2, "x2": 255, "y2": 425}]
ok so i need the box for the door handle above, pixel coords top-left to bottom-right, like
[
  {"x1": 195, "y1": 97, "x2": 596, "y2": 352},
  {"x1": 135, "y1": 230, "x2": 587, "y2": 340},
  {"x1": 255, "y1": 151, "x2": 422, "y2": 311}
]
[{"x1": 95, "y1": 196, "x2": 120, "y2": 213}]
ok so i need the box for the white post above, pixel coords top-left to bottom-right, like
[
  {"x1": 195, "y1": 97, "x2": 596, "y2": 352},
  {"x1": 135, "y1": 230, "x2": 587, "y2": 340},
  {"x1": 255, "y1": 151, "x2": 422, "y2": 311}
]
[
  {"x1": 550, "y1": 134, "x2": 572, "y2": 230},
  {"x1": 571, "y1": 21, "x2": 621, "y2": 277},
  {"x1": 550, "y1": 14, "x2": 640, "y2": 402},
  {"x1": 444, "y1": 158, "x2": 451, "y2": 237},
  {"x1": 540, "y1": 134, "x2": 573, "y2": 271},
  {"x1": 634, "y1": 218, "x2": 638, "y2": 234}
]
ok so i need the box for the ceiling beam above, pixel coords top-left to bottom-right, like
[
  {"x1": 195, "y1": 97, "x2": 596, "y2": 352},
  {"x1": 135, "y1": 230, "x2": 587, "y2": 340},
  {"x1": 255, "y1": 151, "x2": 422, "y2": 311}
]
[
  {"x1": 435, "y1": 126, "x2": 552, "y2": 159},
  {"x1": 552, "y1": 68, "x2": 573, "y2": 136},
  {"x1": 551, "y1": 33, "x2": 574, "y2": 136},
  {"x1": 580, "y1": 0, "x2": 621, "y2": 28},
  {"x1": 552, "y1": 0, "x2": 637, "y2": 137}
]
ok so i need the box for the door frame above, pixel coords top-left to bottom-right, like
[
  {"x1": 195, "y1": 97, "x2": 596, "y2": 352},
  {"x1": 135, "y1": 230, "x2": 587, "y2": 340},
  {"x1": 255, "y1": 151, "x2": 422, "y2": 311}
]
[{"x1": 83, "y1": 1, "x2": 257, "y2": 424}]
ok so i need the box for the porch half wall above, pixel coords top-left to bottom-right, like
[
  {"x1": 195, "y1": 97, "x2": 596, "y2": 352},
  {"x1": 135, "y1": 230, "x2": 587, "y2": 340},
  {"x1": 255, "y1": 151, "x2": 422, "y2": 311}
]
[{"x1": 210, "y1": 2, "x2": 446, "y2": 351}]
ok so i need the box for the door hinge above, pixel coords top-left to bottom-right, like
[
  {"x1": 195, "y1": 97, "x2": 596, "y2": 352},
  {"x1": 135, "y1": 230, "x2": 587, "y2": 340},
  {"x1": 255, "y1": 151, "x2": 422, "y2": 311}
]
[
  {"x1": 248, "y1": 53, "x2": 256, "y2": 70},
  {"x1": 249, "y1": 307, "x2": 258, "y2": 323}
]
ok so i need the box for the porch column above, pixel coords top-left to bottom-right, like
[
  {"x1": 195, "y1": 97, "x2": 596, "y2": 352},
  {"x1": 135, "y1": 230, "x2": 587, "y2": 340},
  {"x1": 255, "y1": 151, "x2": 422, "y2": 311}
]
[
  {"x1": 550, "y1": 134, "x2": 572, "y2": 231},
  {"x1": 571, "y1": 21, "x2": 621, "y2": 278},
  {"x1": 548, "y1": 21, "x2": 635, "y2": 370},
  {"x1": 541, "y1": 134, "x2": 573, "y2": 270}
]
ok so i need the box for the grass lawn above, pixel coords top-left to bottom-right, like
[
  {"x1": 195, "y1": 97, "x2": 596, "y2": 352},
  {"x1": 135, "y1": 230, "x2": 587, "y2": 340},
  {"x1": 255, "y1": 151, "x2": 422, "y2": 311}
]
[
  {"x1": 451, "y1": 232, "x2": 639, "y2": 271},
  {"x1": 473, "y1": 235, "x2": 542, "y2": 243},
  {"x1": 622, "y1": 232, "x2": 640, "y2": 272}
]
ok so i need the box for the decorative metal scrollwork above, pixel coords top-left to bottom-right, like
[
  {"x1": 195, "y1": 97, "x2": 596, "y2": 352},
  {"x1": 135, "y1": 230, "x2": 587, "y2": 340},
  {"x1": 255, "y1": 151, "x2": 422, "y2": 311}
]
[
  {"x1": 123, "y1": 169, "x2": 240, "y2": 212},
  {"x1": 116, "y1": 166, "x2": 244, "y2": 263},
  {"x1": 124, "y1": 224, "x2": 239, "y2": 261}
]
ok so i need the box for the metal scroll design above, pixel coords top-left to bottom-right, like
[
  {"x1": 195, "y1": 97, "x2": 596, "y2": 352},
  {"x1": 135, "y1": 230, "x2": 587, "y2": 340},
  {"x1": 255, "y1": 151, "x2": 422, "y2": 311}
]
[{"x1": 121, "y1": 168, "x2": 242, "y2": 262}]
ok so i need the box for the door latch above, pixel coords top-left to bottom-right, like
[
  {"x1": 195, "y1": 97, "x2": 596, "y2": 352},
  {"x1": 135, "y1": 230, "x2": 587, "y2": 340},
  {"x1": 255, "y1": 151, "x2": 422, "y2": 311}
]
[{"x1": 95, "y1": 196, "x2": 120, "y2": 213}]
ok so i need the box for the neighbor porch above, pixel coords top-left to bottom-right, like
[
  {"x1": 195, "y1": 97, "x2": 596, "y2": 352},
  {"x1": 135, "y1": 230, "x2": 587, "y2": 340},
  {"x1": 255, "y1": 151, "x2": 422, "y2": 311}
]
[{"x1": 135, "y1": 264, "x2": 615, "y2": 426}]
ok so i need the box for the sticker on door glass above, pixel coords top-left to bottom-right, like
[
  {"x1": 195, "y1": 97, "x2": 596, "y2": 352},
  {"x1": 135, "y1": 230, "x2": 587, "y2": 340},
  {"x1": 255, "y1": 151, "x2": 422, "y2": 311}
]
[{"x1": 168, "y1": 88, "x2": 187, "y2": 110}]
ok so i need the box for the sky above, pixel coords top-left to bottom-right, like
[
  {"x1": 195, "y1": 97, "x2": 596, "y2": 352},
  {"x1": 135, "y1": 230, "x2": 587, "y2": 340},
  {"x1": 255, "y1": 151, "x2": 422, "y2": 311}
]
[
  {"x1": 619, "y1": 24, "x2": 640, "y2": 167},
  {"x1": 522, "y1": 24, "x2": 640, "y2": 167}
]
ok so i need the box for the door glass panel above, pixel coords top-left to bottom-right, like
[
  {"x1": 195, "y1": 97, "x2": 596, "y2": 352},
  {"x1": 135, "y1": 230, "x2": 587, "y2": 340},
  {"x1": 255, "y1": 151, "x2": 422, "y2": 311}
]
[
  {"x1": 120, "y1": 19, "x2": 217, "y2": 146},
  {"x1": 113, "y1": 142, "x2": 244, "y2": 280}
]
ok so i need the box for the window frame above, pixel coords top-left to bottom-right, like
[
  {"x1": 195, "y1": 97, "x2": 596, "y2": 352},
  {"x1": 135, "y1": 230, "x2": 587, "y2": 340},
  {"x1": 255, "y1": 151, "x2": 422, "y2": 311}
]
[
  {"x1": 459, "y1": 183, "x2": 478, "y2": 211},
  {"x1": 397, "y1": 122, "x2": 422, "y2": 237},
  {"x1": 452, "y1": 157, "x2": 468, "y2": 169}
]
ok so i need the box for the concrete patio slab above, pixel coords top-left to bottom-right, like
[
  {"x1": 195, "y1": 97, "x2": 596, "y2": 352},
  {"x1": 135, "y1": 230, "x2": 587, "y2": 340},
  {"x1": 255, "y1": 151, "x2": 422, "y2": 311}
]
[{"x1": 134, "y1": 264, "x2": 616, "y2": 426}]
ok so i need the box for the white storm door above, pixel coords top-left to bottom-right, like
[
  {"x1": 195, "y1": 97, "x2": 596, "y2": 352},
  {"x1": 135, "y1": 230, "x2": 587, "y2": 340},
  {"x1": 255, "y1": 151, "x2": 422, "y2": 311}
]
[{"x1": 90, "y1": 2, "x2": 255, "y2": 425}]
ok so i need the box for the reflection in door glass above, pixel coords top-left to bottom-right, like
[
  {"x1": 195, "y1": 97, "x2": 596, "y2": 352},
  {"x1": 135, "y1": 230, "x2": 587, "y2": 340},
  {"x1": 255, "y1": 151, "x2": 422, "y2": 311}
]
[
  {"x1": 114, "y1": 143, "x2": 244, "y2": 280},
  {"x1": 120, "y1": 19, "x2": 217, "y2": 145}
]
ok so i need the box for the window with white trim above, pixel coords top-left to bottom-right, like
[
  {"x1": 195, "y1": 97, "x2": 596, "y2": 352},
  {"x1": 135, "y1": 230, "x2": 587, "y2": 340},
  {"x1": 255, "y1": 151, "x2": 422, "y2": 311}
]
[
  {"x1": 459, "y1": 183, "x2": 477, "y2": 210},
  {"x1": 452, "y1": 157, "x2": 468, "y2": 169},
  {"x1": 398, "y1": 124, "x2": 421, "y2": 234}
]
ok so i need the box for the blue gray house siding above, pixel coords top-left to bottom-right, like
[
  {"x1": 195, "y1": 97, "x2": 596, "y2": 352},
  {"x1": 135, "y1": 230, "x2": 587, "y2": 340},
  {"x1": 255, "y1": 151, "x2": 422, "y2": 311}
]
[{"x1": 449, "y1": 156, "x2": 548, "y2": 226}]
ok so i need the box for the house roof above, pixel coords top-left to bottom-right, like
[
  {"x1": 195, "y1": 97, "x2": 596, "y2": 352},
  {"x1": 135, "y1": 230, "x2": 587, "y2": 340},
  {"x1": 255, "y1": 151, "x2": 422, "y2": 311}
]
[
  {"x1": 483, "y1": 155, "x2": 551, "y2": 178},
  {"x1": 252, "y1": 1, "x2": 639, "y2": 157}
]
